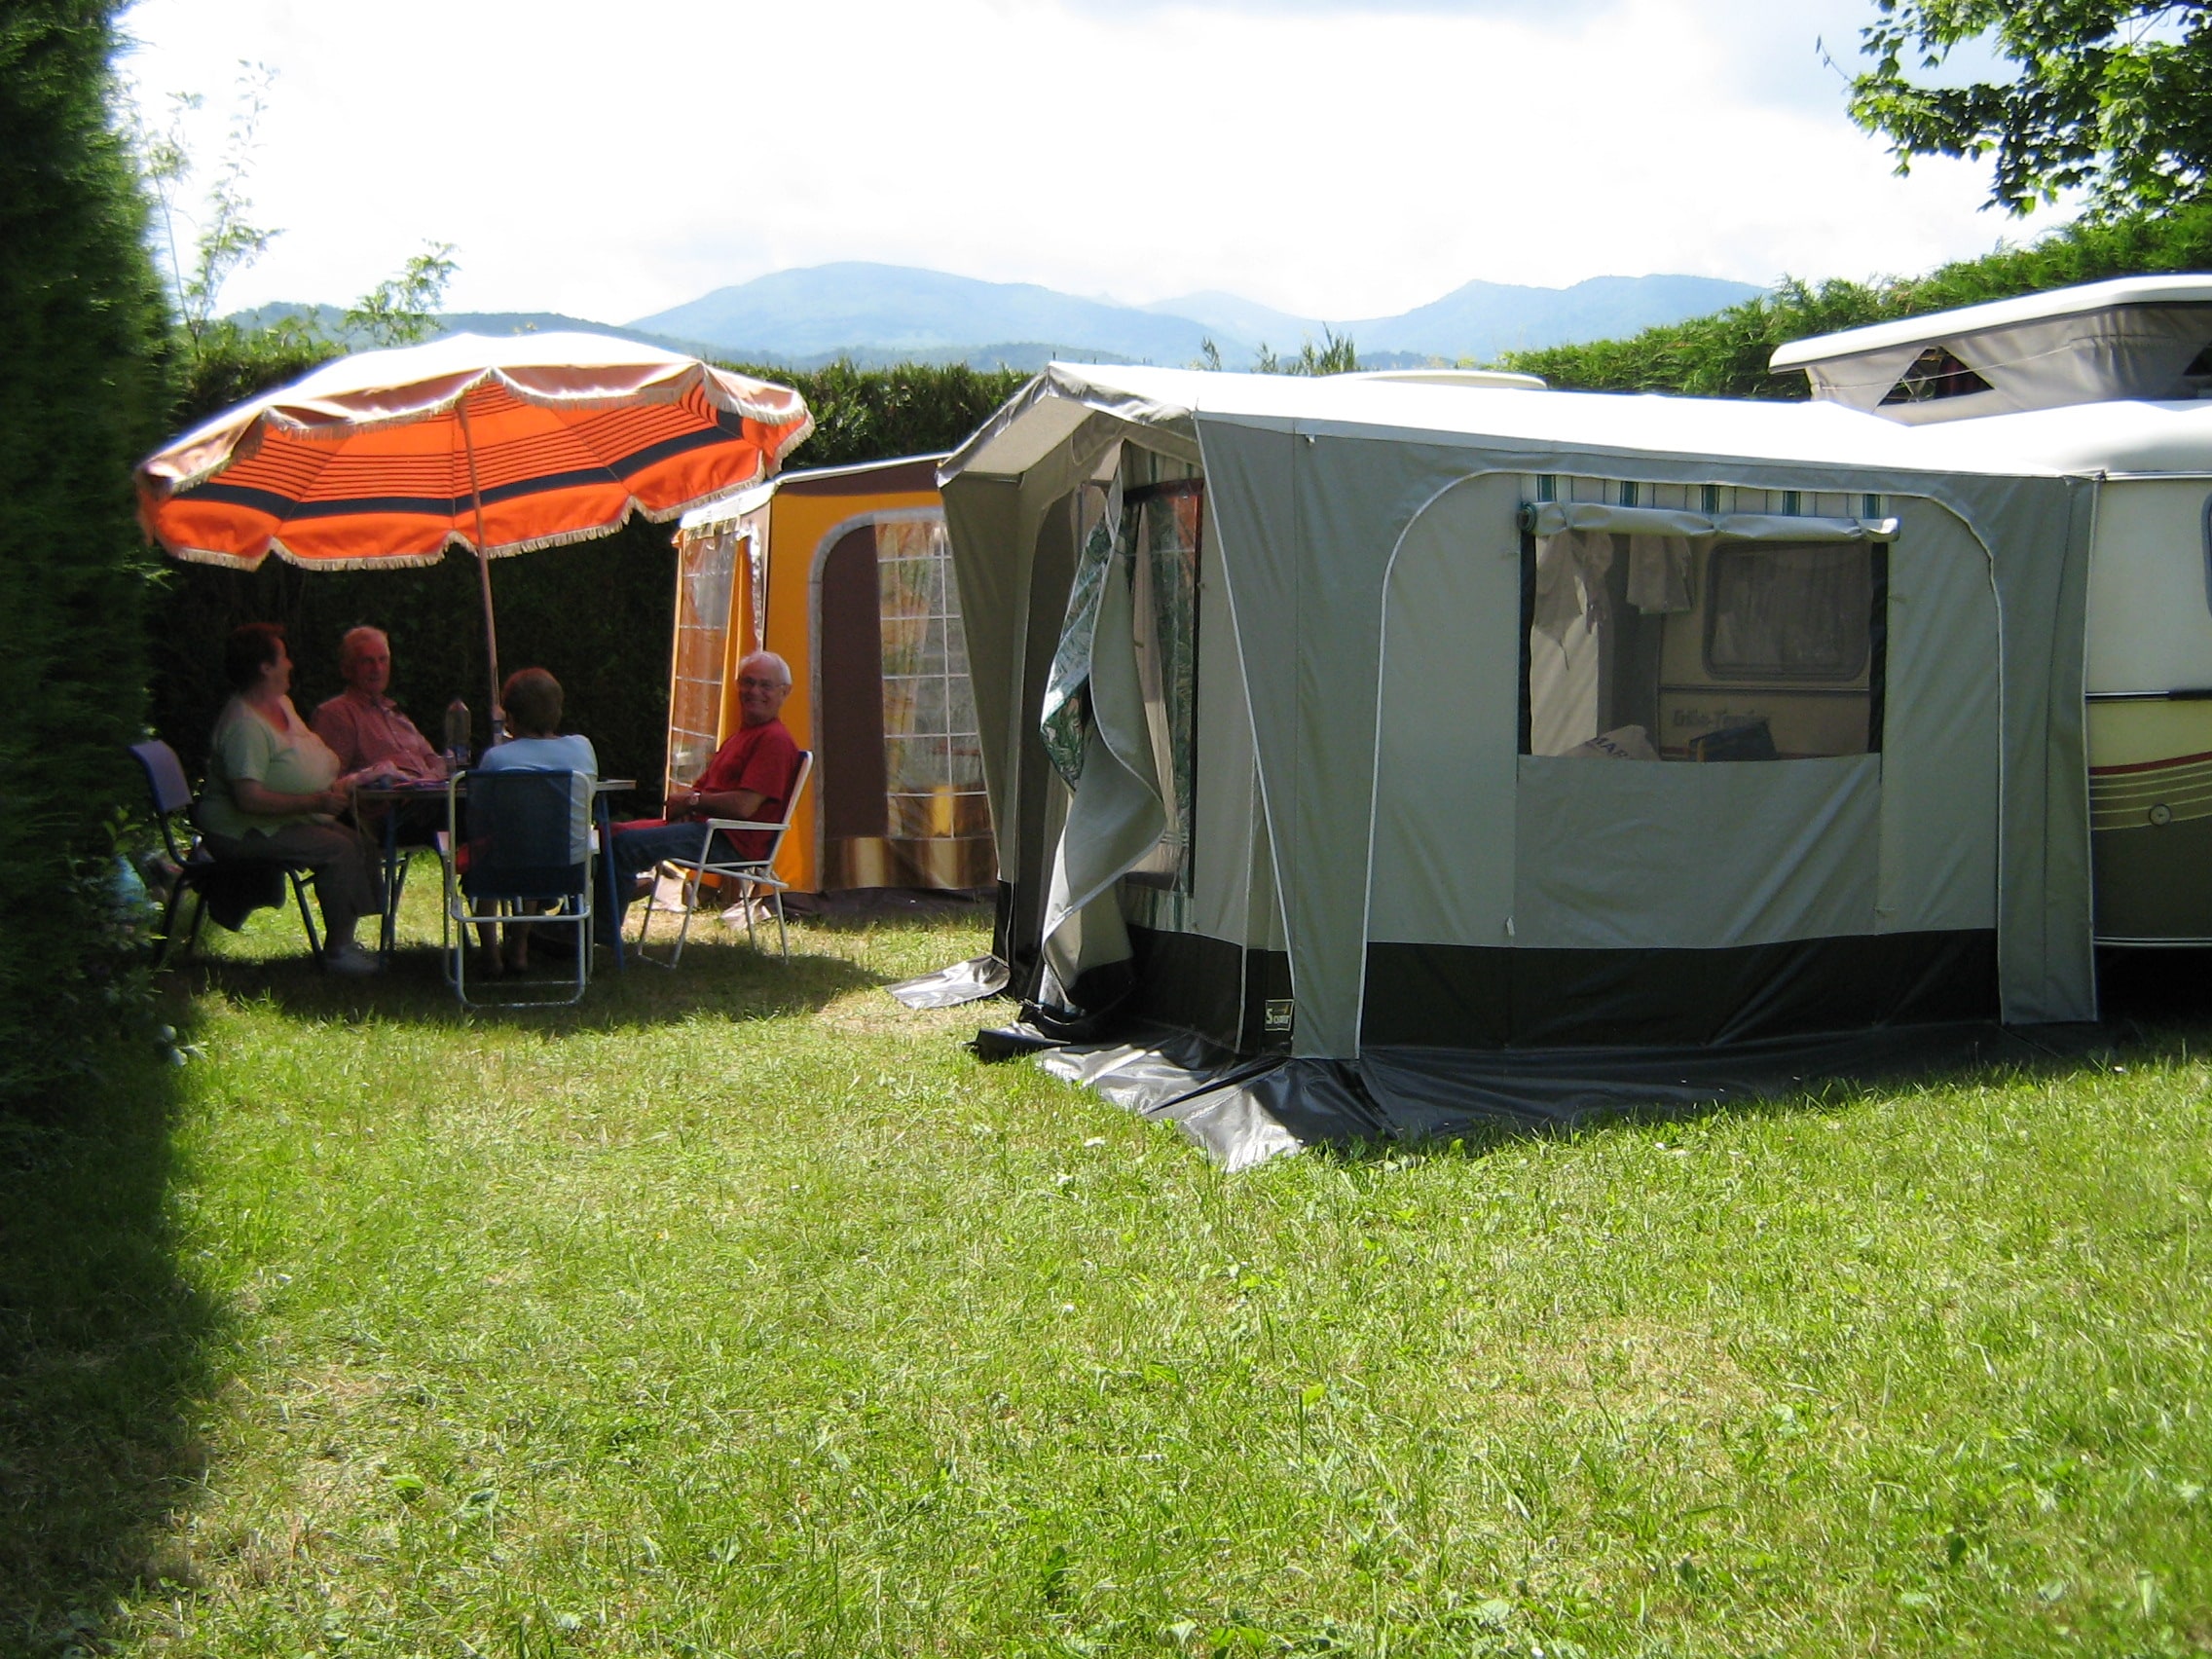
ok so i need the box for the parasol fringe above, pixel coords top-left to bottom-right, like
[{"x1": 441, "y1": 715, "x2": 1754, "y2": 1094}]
[
  {"x1": 161, "y1": 545, "x2": 272, "y2": 571},
  {"x1": 268, "y1": 541, "x2": 452, "y2": 571}
]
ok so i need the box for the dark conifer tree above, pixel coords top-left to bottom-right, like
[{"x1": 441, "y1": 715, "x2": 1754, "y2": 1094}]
[{"x1": 0, "y1": 2, "x2": 169, "y2": 1100}]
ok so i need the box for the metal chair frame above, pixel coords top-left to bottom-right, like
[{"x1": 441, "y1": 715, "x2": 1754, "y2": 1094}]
[
  {"x1": 440, "y1": 768, "x2": 595, "y2": 1008},
  {"x1": 631, "y1": 751, "x2": 812, "y2": 968},
  {"x1": 128, "y1": 739, "x2": 322, "y2": 966}
]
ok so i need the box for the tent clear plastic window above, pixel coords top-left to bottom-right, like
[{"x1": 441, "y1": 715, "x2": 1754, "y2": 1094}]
[
  {"x1": 877, "y1": 520, "x2": 984, "y2": 839},
  {"x1": 666, "y1": 523, "x2": 755, "y2": 793},
  {"x1": 1528, "y1": 528, "x2": 1885, "y2": 761}
]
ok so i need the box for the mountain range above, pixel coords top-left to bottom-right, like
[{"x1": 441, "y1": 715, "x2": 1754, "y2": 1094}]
[
  {"x1": 627, "y1": 263, "x2": 1765, "y2": 369},
  {"x1": 234, "y1": 262, "x2": 1766, "y2": 372}
]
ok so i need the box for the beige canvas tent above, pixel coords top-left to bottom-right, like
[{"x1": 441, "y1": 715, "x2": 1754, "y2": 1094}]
[{"x1": 930, "y1": 360, "x2": 2127, "y2": 1162}]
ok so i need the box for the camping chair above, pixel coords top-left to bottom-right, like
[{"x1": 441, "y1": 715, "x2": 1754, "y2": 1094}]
[
  {"x1": 442, "y1": 767, "x2": 594, "y2": 1008},
  {"x1": 128, "y1": 739, "x2": 322, "y2": 966},
  {"x1": 633, "y1": 750, "x2": 812, "y2": 968}
]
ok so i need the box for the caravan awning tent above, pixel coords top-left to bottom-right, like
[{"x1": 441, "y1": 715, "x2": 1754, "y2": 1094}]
[
  {"x1": 672, "y1": 456, "x2": 994, "y2": 896},
  {"x1": 937, "y1": 365, "x2": 2103, "y2": 1160}
]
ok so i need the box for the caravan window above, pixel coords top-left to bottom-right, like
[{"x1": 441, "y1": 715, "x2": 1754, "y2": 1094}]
[
  {"x1": 1704, "y1": 544, "x2": 1872, "y2": 680},
  {"x1": 1525, "y1": 528, "x2": 1886, "y2": 760}
]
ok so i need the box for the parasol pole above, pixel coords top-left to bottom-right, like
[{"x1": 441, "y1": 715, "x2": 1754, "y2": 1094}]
[{"x1": 454, "y1": 396, "x2": 503, "y2": 733}]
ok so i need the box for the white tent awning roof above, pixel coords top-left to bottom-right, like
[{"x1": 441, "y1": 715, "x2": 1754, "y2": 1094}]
[{"x1": 943, "y1": 362, "x2": 2212, "y2": 486}]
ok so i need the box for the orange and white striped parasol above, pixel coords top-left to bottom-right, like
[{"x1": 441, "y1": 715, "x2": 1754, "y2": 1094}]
[{"x1": 136, "y1": 331, "x2": 813, "y2": 718}]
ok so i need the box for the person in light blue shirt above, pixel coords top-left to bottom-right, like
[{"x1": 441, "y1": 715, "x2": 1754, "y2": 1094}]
[{"x1": 473, "y1": 668, "x2": 597, "y2": 973}]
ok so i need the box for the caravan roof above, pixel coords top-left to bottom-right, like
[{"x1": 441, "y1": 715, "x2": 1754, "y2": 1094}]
[
  {"x1": 1767, "y1": 275, "x2": 2212, "y2": 422},
  {"x1": 1771, "y1": 275, "x2": 2212, "y2": 369}
]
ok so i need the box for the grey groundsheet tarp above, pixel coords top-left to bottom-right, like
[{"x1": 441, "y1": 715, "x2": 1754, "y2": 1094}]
[
  {"x1": 1032, "y1": 1022, "x2": 2106, "y2": 1171},
  {"x1": 887, "y1": 953, "x2": 1009, "y2": 1010}
]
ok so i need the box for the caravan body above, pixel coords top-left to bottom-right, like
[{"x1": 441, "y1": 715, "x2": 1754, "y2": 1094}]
[{"x1": 1778, "y1": 276, "x2": 2212, "y2": 945}]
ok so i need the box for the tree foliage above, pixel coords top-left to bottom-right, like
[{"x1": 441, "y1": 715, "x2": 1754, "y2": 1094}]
[
  {"x1": 1500, "y1": 200, "x2": 2212, "y2": 395},
  {"x1": 0, "y1": 0, "x2": 171, "y2": 1102},
  {"x1": 1847, "y1": 0, "x2": 2212, "y2": 216},
  {"x1": 1194, "y1": 329, "x2": 1360, "y2": 375},
  {"x1": 127, "y1": 61, "x2": 280, "y2": 352},
  {"x1": 344, "y1": 241, "x2": 459, "y2": 349}
]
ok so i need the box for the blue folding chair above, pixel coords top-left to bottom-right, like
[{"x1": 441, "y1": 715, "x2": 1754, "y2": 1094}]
[
  {"x1": 442, "y1": 768, "x2": 593, "y2": 1008},
  {"x1": 129, "y1": 739, "x2": 322, "y2": 966}
]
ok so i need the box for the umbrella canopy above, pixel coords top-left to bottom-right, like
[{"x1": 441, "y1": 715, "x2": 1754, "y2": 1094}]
[
  {"x1": 137, "y1": 331, "x2": 811, "y2": 725},
  {"x1": 137, "y1": 331, "x2": 813, "y2": 569}
]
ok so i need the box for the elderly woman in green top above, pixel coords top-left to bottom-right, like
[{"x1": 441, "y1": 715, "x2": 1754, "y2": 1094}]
[{"x1": 198, "y1": 622, "x2": 386, "y2": 976}]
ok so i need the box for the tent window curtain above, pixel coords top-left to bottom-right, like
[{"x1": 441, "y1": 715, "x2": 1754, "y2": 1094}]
[
  {"x1": 878, "y1": 520, "x2": 985, "y2": 838},
  {"x1": 1526, "y1": 516, "x2": 1888, "y2": 762},
  {"x1": 1124, "y1": 480, "x2": 1203, "y2": 892},
  {"x1": 667, "y1": 522, "x2": 752, "y2": 796}
]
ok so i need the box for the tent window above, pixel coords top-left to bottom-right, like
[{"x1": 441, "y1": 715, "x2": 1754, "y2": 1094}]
[
  {"x1": 1879, "y1": 347, "x2": 1991, "y2": 405},
  {"x1": 1124, "y1": 480, "x2": 1203, "y2": 890},
  {"x1": 878, "y1": 520, "x2": 985, "y2": 838},
  {"x1": 666, "y1": 521, "x2": 756, "y2": 796},
  {"x1": 1525, "y1": 529, "x2": 1886, "y2": 760}
]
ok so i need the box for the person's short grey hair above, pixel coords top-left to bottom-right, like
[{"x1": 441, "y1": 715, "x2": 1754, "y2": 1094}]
[
  {"x1": 340, "y1": 625, "x2": 388, "y2": 667},
  {"x1": 739, "y1": 649, "x2": 792, "y2": 687}
]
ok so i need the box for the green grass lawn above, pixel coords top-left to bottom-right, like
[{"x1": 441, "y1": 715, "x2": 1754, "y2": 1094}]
[{"x1": 4, "y1": 883, "x2": 2210, "y2": 1657}]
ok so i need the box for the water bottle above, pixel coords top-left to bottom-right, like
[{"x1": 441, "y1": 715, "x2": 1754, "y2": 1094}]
[{"x1": 443, "y1": 697, "x2": 471, "y2": 770}]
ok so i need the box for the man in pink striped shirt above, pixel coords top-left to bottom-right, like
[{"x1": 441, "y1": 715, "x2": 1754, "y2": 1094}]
[{"x1": 312, "y1": 626, "x2": 444, "y2": 781}]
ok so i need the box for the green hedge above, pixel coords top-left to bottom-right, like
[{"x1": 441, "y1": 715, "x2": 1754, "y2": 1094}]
[
  {"x1": 1501, "y1": 204, "x2": 2212, "y2": 396},
  {"x1": 0, "y1": 2, "x2": 170, "y2": 1103},
  {"x1": 147, "y1": 353, "x2": 1026, "y2": 794}
]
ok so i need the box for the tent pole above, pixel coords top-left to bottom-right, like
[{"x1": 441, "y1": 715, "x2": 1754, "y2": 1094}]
[{"x1": 455, "y1": 398, "x2": 502, "y2": 729}]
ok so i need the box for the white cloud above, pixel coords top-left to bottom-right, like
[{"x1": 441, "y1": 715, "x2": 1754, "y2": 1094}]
[{"x1": 117, "y1": 0, "x2": 2049, "y2": 325}]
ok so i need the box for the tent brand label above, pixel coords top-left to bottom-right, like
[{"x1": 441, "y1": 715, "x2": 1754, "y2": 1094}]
[{"x1": 1264, "y1": 999, "x2": 1295, "y2": 1033}]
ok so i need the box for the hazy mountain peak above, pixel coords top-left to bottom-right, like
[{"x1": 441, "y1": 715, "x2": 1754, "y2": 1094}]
[
  {"x1": 237, "y1": 262, "x2": 1767, "y2": 375},
  {"x1": 629, "y1": 262, "x2": 1764, "y2": 368}
]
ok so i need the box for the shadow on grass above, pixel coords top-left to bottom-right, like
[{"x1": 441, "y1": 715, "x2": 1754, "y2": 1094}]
[
  {"x1": 0, "y1": 1005, "x2": 215, "y2": 1654},
  {"x1": 792, "y1": 888, "x2": 994, "y2": 936},
  {"x1": 176, "y1": 926, "x2": 888, "y2": 1034}
]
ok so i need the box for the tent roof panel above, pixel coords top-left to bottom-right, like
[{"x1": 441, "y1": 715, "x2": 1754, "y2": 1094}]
[
  {"x1": 941, "y1": 364, "x2": 1984, "y2": 483},
  {"x1": 940, "y1": 362, "x2": 2212, "y2": 486}
]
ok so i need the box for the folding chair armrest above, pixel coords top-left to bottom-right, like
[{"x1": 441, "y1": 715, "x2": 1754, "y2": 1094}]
[{"x1": 702, "y1": 818, "x2": 782, "y2": 833}]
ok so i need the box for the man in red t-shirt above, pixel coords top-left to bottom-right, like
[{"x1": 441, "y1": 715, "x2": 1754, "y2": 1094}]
[{"x1": 598, "y1": 650, "x2": 801, "y2": 944}]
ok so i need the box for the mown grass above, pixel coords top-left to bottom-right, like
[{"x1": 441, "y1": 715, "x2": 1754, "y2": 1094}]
[{"x1": 4, "y1": 884, "x2": 2210, "y2": 1657}]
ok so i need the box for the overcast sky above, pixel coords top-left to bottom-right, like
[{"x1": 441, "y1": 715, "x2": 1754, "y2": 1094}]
[{"x1": 117, "y1": 0, "x2": 2041, "y2": 326}]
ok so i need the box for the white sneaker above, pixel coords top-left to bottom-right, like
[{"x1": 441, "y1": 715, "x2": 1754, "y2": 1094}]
[{"x1": 322, "y1": 940, "x2": 384, "y2": 977}]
